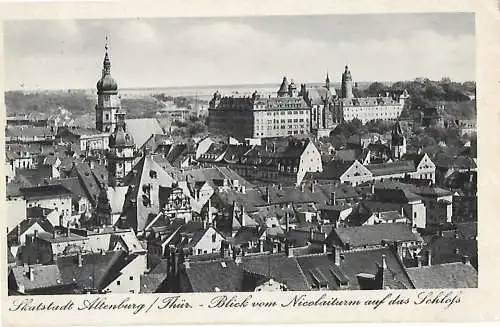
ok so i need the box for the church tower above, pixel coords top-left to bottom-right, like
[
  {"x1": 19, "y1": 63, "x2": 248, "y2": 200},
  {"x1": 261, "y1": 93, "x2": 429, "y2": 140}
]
[
  {"x1": 341, "y1": 65, "x2": 354, "y2": 99},
  {"x1": 108, "y1": 109, "x2": 135, "y2": 187},
  {"x1": 325, "y1": 72, "x2": 330, "y2": 91},
  {"x1": 391, "y1": 120, "x2": 407, "y2": 159},
  {"x1": 95, "y1": 38, "x2": 120, "y2": 133}
]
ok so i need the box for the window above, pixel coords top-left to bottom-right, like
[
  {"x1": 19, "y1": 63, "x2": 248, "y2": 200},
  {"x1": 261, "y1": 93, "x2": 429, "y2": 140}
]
[
  {"x1": 117, "y1": 281, "x2": 121, "y2": 286},
  {"x1": 212, "y1": 234, "x2": 217, "y2": 243},
  {"x1": 129, "y1": 276, "x2": 133, "y2": 281}
]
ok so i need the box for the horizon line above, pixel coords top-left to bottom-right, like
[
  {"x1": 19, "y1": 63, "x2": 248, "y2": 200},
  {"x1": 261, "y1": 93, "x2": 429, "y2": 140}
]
[{"x1": 5, "y1": 77, "x2": 476, "y2": 93}]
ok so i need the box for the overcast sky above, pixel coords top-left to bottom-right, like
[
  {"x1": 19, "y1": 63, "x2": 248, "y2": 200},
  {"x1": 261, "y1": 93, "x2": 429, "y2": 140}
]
[{"x1": 4, "y1": 13, "x2": 475, "y2": 90}]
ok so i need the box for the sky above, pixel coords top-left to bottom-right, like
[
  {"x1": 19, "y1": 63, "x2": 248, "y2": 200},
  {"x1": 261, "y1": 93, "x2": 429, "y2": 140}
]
[{"x1": 4, "y1": 13, "x2": 475, "y2": 90}]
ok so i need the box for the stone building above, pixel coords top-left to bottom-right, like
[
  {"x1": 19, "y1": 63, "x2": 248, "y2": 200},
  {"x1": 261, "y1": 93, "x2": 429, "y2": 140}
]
[{"x1": 208, "y1": 77, "x2": 311, "y2": 139}]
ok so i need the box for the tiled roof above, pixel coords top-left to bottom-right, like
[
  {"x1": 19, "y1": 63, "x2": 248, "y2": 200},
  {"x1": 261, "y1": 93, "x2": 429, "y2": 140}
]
[
  {"x1": 296, "y1": 254, "x2": 348, "y2": 290},
  {"x1": 424, "y1": 236, "x2": 478, "y2": 269},
  {"x1": 241, "y1": 253, "x2": 311, "y2": 291},
  {"x1": 314, "y1": 160, "x2": 355, "y2": 180},
  {"x1": 56, "y1": 251, "x2": 130, "y2": 291},
  {"x1": 340, "y1": 247, "x2": 413, "y2": 290},
  {"x1": 14, "y1": 165, "x2": 53, "y2": 187},
  {"x1": 11, "y1": 264, "x2": 67, "y2": 292},
  {"x1": 125, "y1": 118, "x2": 164, "y2": 149},
  {"x1": 366, "y1": 161, "x2": 416, "y2": 177},
  {"x1": 406, "y1": 263, "x2": 477, "y2": 288},
  {"x1": 331, "y1": 223, "x2": 421, "y2": 248},
  {"x1": 183, "y1": 259, "x2": 244, "y2": 292},
  {"x1": 20, "y1": 184, "x2": 73, "y2": 200},
  {"x1": 341, "y1": 96, "x2": 400, "y2": 107}
]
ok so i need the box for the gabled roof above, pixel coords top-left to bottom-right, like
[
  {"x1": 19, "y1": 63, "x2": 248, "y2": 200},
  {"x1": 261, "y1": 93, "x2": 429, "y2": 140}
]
[
  {"x1": 125, "y1": 118, "x2": 164, "y2": 149},
  {"x1": 406, "y1": 263, "x2": 477, "y2": 289},
  {"x1": 68, "y1": 163, "x2": 104, "y2": 205},
  {"x1": 314, "y1": 160, "x2": 356, "y2": 180}
]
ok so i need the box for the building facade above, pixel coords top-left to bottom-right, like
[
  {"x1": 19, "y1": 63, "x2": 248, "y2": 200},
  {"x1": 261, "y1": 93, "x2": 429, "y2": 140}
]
[{"x1": 208, "y1": 77, "x2": 311, "y2": 139}]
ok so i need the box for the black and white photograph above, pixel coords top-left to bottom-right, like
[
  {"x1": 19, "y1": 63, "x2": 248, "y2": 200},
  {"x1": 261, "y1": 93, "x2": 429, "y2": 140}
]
[{"x1": 4, "y1": 12, "x2": 478, "y2": 299}]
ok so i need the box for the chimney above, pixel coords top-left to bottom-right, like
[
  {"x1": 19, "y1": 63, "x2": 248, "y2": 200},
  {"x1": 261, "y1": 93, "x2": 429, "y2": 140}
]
[
  {"x1": 333, "y1": 246, "x2": 341, "y2": 266},
  {"x1": 300, "y1": 183, "x2": 305, "y2": 192},
  {"x1": 27, "y1": 266, "x2": 34, "y2": 281},
  {"x1": 183, "y1": 258, "x2": 190, "y2": 269},
  {"x1": 240, "y1": 204, "x2": 245, "y2": 227},
  {"x1": 331, "y1": 192, "x2": 336, "y2": 206},
  {"x1": 462, "y1": 255, "x2": 471, "y2": 265},
  {"x1": 454, "y1": 230, "x2": 459, "y2": 239},
  {"x1": 416, "y1": 255, "x2": 422, "y2": 267},
  {"x1": 311, "y1": 183, "x2": 315, "y2": 193},
  {"x1": 265, "y1": 187, "x2": 270, "y2": 204},
  {"x1": 259, "y1": 239, "x2": 264, "y2": 252},
  {"x1": 371, "y1": 183, "x2": 375, "y2": 194},
  {"x1": 381, "y1": 254, "x2": 387, "y2": 270},
  {"x1": 285, "y1": 211, "x2": 290, "y2": 232},
  {"x1": 66, "y1": 222, "x2": 70, "y2": 237},
  {"x1": 426, "y1": 249, "x2": 432, "y2": 266},
  {"x1": 52, "y1": 229, "x2": 57, "y2": 239},
  {"x1": 285, "y1": 243, "x2": 293, "y2": 258},
  {"x1": 322, "y1": 243, "x2": 327, "y2": 254},
  {"x1": 240, "y1": 185, "x2": 246, "y2": 194},
  {"x1": 207, "y1": 198, "x2": 213, "y2": 223},
  {"x1": 309, "y1": 227, "x2": 314, "y2": 240},
  {"x1": 77, "y1": 252, "x2": 83, "y2": 268},
  {"x1": 400, "y1": 207, "x2": 405, "y2": 217}
]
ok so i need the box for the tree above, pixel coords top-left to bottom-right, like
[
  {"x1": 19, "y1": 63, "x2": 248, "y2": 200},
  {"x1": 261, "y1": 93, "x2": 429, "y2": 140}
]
[{"x1": 366, "y1": 82, "x2": 389, "y2": 97}]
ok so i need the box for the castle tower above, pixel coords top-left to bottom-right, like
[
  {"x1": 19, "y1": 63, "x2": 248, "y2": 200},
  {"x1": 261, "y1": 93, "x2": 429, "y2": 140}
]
[
  {"x1": 277, "y1": 76, "x2": 289, "y2": 97},
  {"x1": 288, "y1": 79, "x2": 298, "y2": 97},
  {"x1": 95, "y1": 37, "x2": 120, "y2": 132},
  {"x1": 399, "y1": 89, "x2": 410, "y2": 106},
  {"x1": 341, "y1": 65, "x2": 354, "y2": 99},
  {"x1": 391, "y1": 120, "x2": 407, "y2": 159},
  {"x1": 108, "y1": 109, "x2": 135, "y2": 187}
]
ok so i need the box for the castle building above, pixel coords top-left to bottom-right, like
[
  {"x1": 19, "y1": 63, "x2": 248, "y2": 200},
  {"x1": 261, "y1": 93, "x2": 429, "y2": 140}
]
[
  {"x1": 341, "y1": 65, "x2": 354, "y2": 99},
  {"x1": 303, "y1": 74, "x2": 338, "y2": 136},
  {"x1": 95, "y1": 39, "x2": 120, "y2": 133},
  {"x1": 337, "y1": 65, "x2": 407, "y2": 124},
  {"x1": 208, "y1": 76, "x2": 311, "y2": 139}
]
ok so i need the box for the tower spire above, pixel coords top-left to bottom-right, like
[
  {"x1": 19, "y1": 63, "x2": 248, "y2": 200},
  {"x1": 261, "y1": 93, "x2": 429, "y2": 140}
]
[
  {"x1": 325, "y1": 71, "x2": 330, "y2": 90},
  {"x1": 103, "y1": 36, "x2": 111, "y2": 76}
]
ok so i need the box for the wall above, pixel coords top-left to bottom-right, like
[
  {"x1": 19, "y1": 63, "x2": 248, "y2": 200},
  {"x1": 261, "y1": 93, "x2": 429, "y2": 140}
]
[
  {"x1": 405, "y1": 202, "x2": 426, "y2": 229},
  {"x1": 297, "y1": 142, "x2": 323, "y2": 185},
  {"x1": 104, "y1": 254, "x2": 147, "y2": 294},
  {"x1": 192, "y1": 227, "x2": 225, "y2": 255}
]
